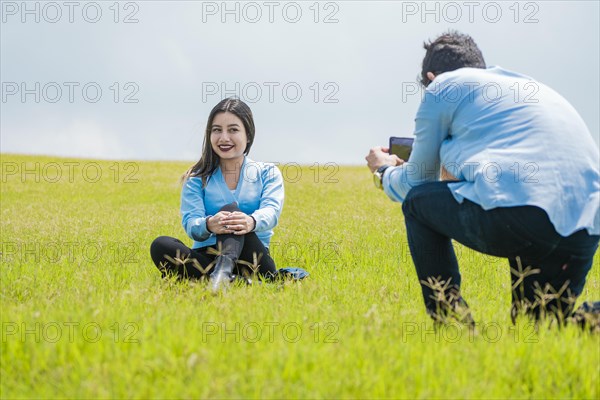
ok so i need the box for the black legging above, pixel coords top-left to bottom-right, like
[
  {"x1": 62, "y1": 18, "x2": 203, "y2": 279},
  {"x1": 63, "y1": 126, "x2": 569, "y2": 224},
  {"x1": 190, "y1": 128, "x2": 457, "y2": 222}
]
[{"x1": 150, "y1": 203, "x2": 277, "y2": 279}]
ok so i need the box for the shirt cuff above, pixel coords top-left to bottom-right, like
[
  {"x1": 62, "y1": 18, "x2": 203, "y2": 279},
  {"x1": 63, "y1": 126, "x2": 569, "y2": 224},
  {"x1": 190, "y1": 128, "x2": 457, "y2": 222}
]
[
  {"x1": 382, "y1": 166, "x2": 404, "y2": 203},
  {"x1": 250, "y1": 213, "x2": 260, "y2": 232},
  {"x1": 189, "y1": 216, "x2": 212, "y2": 241}
]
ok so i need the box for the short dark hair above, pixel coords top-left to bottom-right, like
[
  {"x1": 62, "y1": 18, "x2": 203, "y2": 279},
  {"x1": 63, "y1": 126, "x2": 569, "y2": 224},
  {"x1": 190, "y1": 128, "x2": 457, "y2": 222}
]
[{"x1": 420, "y1": 31, "x2": 486, "y2": 87}]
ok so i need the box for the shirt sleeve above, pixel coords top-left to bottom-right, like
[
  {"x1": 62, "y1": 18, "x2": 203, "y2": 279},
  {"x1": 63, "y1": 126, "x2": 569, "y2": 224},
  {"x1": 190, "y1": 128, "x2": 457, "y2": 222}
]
[
  {"x1": 181, "y1": 177, "x2": 212, "y2": 242},
  {"x1": 251, "y1": 164, "x2": 284, "y2": 232},
  {"x1": 382, "y1": 87, "x2": 454, "y2": 202}
]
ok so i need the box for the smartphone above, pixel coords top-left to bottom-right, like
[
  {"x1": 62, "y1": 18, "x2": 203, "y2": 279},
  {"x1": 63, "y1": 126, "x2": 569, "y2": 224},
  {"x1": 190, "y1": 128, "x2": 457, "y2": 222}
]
[{"x1": 389, "y1": 137, "x2": 414, "y2": 161}]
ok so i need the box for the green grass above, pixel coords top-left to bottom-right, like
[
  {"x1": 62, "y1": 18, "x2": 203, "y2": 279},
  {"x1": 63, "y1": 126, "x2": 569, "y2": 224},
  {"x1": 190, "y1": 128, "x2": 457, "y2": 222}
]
[{"x1": 1, "y1": 154, "x2": 599, "y2": 399}]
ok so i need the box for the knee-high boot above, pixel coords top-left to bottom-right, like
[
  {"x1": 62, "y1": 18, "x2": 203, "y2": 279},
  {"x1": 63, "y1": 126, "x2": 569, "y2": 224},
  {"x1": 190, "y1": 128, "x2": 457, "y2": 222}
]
[{"x1": 210, "y1": 254, "x2": 236, "y2": 293}]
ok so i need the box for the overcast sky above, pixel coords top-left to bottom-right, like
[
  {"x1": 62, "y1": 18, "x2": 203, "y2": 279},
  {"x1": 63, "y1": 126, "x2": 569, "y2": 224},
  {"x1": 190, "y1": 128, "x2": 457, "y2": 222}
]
[{"x1": 1, "y1": 1, "x2": 599, "y2": 164}]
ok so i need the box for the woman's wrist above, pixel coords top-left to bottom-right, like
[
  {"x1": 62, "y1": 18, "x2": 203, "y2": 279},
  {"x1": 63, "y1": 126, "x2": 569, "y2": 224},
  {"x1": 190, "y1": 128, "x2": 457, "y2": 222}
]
[
  {"x1": 250, "y1": 215, "x2": 257, "y2": 232},
  {"x1": 205, "y1": 215, "x2": 213, "y2": 233}
]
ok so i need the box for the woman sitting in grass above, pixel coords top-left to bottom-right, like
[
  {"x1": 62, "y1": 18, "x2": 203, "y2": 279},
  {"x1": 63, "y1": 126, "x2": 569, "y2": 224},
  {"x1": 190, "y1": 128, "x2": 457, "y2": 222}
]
[{"x1": 150, "y1": 98, "x2": 284, "y2": 292}]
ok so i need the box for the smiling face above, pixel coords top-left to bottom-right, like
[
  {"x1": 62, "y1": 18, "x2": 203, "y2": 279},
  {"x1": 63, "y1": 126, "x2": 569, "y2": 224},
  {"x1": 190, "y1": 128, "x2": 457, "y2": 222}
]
[{"x1": 210, "y1": 112, "x2": 248, "y2": 164}]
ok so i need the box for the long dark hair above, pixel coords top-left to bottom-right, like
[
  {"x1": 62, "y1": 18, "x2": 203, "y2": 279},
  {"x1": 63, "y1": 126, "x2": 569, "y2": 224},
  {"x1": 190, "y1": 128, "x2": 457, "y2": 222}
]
[{"x1": 182, "y1": 98, "x2": 255, "y2": 185}]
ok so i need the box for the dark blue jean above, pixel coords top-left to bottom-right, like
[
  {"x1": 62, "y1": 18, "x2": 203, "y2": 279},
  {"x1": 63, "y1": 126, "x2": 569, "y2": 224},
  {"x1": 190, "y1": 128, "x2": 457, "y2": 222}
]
[{"x1": 402, "y1": 182, "x2": 599, "y2": 321}]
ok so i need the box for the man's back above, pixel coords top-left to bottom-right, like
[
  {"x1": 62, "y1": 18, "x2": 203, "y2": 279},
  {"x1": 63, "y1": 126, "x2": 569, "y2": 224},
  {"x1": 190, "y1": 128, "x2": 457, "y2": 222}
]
[{"x1": 419, "y1": 66, "x2": 600, "y2": 236}]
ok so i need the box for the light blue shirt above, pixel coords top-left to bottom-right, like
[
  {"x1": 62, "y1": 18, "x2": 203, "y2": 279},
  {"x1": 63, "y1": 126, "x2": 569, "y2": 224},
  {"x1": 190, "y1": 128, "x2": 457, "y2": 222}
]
[
  {"x1": 181, "y1": 157, "x2": 284, "y2": 249},
  {"x1": 383, "y1": 66, "x2": 600, "y2": 236}
]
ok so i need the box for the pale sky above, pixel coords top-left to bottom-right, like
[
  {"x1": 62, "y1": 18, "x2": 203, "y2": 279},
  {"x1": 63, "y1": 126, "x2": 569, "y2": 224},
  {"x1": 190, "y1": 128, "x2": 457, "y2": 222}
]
[{"x1": 2, "y1": 1, "x2": 599, "y2": 164}]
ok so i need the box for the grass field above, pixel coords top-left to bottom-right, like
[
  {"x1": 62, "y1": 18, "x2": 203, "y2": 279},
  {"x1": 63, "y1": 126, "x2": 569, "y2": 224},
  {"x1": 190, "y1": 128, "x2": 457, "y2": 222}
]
[{"x1": 1, "y1": 154, "x2": 599, "y2": 399}]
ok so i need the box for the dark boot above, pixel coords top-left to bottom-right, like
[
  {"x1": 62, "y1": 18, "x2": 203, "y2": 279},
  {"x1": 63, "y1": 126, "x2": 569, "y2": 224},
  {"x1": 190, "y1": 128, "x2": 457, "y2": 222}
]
[
  {"x1": 210, "y1": 255, "x2": 236, "y2": 293},
  {"x1": 570, "y1": 301, "x2": 600, "y2": 332}
]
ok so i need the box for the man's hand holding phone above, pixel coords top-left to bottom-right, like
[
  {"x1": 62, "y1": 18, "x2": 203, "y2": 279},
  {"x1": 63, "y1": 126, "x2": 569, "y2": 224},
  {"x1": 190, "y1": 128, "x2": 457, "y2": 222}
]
[
  {"x1": 367, "y1": 137, "x2": 413, "y2": 190},
  {"x1": 365, "y1": 146, "x2": 404, "y2": 173}
]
